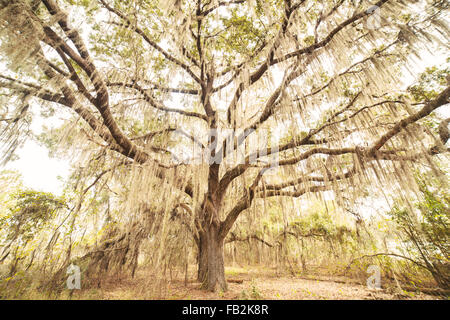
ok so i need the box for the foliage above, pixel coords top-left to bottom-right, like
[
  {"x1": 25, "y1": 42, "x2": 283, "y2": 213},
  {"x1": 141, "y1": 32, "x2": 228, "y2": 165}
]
[
  {"x1": 0, "y1": 0, "x2": 449, "y2": 294},
  {"x1": 0, "y1": 190, "x2": 66, "y2": 242},
  {"x1": 408, "y1": 65, "x2": 450, "y2": 103},
  {"x1": 388, "y1": 173, "x2": 449, "y2": 288}
]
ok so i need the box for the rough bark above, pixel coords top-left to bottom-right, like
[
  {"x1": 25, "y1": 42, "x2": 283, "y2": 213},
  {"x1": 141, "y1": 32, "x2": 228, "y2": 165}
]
[
  {"x1": 197, "y1": 231, "x2": 208, "y2": 283},
  {"x1": 197, "y1": 224, "x2": 227, "y2": 292}
]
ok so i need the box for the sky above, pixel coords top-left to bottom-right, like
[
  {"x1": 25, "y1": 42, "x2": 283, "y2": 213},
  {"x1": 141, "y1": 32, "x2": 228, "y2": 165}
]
[
  {"x1": 2, "y1": 111, "x2": 71, "y2": 195},
  {"x1": 4, "y1": 140, "x2": 70, "y2": 195}
]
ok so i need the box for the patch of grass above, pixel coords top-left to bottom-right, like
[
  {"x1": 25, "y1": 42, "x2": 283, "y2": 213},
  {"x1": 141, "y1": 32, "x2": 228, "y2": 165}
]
[
  {"x1": 239, "y1": 280, "x2": 263, "y2": 299},
  {"x1": 225, "y1": 266, "x2": 247, "y2": 276}
]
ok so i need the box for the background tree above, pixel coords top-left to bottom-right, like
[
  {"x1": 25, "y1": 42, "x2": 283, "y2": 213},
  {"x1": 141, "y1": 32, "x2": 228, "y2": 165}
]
[
  {"x1": 0, "y1": 189, "x2": 66, "y2": 276},
  {"x1": 388, "y1": 172, "x2": 449, "y2": 289},
  {"x1": 0, "y1": 0, "x2": 449, "y2": 291}
]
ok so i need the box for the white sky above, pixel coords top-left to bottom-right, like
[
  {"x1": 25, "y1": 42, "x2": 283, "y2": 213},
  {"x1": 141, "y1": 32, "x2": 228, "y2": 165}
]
[
  {"x1": 4, "y1": 140, "x2": 70, "y2": 195},
  {"x1": 1, "y1": 110, "x2": 71, "y2": 195}
]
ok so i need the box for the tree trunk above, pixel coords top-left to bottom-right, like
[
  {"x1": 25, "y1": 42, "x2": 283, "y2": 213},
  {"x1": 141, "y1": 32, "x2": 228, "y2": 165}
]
[
  {"x1": 197, "y1": 231, "x2": 208, "y2": 283},
  {"x1": 197, "y1": 225, "x2": 227, "y2": 292}
]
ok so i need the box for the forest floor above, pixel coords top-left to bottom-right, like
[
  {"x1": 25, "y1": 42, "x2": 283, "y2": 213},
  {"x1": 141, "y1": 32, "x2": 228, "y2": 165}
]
[{"x1": 67, "y1": 265, "x2": 442, "y2": 300}]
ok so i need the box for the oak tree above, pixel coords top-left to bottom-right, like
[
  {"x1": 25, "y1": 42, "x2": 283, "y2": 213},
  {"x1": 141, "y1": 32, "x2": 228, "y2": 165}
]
[{"x1": 0, "y1": 0, "x2": 449, "y2": 291}]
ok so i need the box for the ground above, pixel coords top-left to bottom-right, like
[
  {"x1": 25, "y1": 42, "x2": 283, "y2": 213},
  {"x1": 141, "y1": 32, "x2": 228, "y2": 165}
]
[{"x1": 62, "y1": 265, "x2": 441, "y2": 300}]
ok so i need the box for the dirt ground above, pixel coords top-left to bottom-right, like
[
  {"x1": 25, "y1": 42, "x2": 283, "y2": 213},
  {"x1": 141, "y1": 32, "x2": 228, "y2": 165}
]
[{"x1": 70, "y1": 265, "x2": 441, "y2": 300}]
